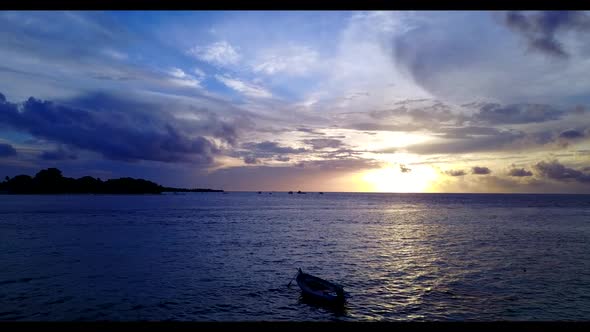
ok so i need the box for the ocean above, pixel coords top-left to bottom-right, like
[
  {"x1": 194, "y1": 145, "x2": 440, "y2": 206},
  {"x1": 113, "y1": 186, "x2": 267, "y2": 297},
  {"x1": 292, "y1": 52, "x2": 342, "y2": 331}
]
[{"x1": 1, "y1": 192, "x2": 589, "y2": 321}]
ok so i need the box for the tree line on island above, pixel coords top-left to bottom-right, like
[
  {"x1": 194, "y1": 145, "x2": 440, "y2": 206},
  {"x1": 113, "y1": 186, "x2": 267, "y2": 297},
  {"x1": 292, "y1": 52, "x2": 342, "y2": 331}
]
[{"x1": 0, "y1": 168, "x2": 223, "y2": 194}]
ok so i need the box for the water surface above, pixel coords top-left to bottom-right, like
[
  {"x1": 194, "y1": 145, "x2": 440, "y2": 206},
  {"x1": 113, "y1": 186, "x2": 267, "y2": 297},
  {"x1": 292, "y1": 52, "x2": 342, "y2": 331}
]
[{"x1": 1, "y1": 193, "x2": 589, "y2": 321}]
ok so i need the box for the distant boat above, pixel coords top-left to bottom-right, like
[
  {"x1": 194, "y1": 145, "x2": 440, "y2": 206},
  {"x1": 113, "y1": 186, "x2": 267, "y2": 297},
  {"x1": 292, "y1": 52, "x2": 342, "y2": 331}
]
[
  {"x1": 258, "y1": 191, "x2": 262, "y2": 194},
  {"x1": 297, "y1": 190, "x2": 306, "y2": 194},
  {"x1": 288, "y1": 191, "x2": 293, "y2": 194},
  {"x1": 293, "y1": 268, "x2": 345, "y2": 304},
  {"x1": 319, "y1": 192, "x2": 324, "y2": 194}
]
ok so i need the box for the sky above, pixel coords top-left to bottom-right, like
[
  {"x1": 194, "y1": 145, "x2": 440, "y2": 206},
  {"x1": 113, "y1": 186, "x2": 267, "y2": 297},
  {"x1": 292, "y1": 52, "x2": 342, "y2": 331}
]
[{"x1": 1, "y1": 10, "x2": 590, "y2": 193}]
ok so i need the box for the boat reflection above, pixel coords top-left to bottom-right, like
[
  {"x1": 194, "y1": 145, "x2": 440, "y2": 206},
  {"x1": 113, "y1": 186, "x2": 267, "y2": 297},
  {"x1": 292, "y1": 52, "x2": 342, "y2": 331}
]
[{"x1": 297, "y1": 294, "x2": 349, "y2": 317}]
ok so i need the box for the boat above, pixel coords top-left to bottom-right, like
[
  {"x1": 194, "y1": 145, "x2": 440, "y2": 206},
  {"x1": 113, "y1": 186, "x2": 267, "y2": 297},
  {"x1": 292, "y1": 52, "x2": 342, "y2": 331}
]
[{"x1": 294, "y1": 268, "x2": 345, "y2": 304}]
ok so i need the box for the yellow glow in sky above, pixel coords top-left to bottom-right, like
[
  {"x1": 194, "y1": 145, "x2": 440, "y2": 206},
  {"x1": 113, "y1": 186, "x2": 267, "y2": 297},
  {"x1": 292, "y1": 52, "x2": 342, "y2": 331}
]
[{"x1": 359, "y1": 164, "x2": 439, "y2": 193}]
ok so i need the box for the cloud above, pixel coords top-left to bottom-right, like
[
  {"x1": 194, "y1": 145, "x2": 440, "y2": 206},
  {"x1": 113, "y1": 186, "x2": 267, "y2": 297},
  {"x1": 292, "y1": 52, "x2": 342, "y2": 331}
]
[
  {"x1": 302, "y1": 138, "x2": 343, "y2": 150},
  {"x1": 508, "y1": 167, "x2": 533, "y2": 177},
  {"x1": 472, "y1": 166, "x2": 492, "y2": 175},
  {"x1": 188, "y1": 41, "x2": 241, "y2": 67},
  {"x1": 215, "y1": 75, "x2": 272, "y2": 98},
  {"x1": 406, "y1": 130, "x2": 526, "y2": 155},
  {"x1": 348, "y1": 122, "x2": 424, "y2": 133},
  {"x1": 193, "y1": 68, "x2": 206, "y2": 80},
  {"x1": 348, "y1": 100, "x2": 571, "y2": 144},
  {"x1": 39, "y1": 147, "x2": 78, "y2": 161},
  {"x1": 559, "y1": 129, "x2": 585, "y2": 139},
  {"x1": 393, "y1": 12, "x2": 590, "y2": 103},
  {"x1": 241, "y1": 141, "x2": 308, "y2": 155},
  {"x1": 67, "y1": 91, "x2": 243, "y2": 145},
  {"x1": 0, "y1": 143, "x2": 17, "y2": 157},
  {"x1": 369, "y1": 102, "x2": 462, "y2": 126},
  {"x1": 167, "y1": 68, "x2": 202, "y2": 88},
  {"x1": 0, "y1": 91, "x2": 236, "y2": 164},
  {"x1": 473, "y1": 103, "x2": 564, "y2": 125},
  {"x1": 435, "y1": 126, "x2": 503, "y2": 139},
  {"x1": 556, "y1": 128, "x2": 587, "y2": 147},
  {"x1": 405, "y1": 126, "x2": 584, "y2": 155},
  {"x1": 101, "y1": 48, "x2": 128, "y2": 60},
  {"x1": 534, "y1": 160, "x2": 590, "y2": 183},
  {"x1": 243, "y1": 155, "x2": 259, "y2": 164},
  {"x1": 253, "y1": 45, "x2": 319, "y2": 76},
  {"x1": 294, "y1": 157, "x2": 382, "y2": 171},
  {"x1": 501, "y1": 11, "x2": 590, "y2": 58},
  {"x1": 297, "y1": 127, "x2": 325, "y2": 135},
  {"x1": 445, "y1": 169, "x2": 466, "y2": 176}
]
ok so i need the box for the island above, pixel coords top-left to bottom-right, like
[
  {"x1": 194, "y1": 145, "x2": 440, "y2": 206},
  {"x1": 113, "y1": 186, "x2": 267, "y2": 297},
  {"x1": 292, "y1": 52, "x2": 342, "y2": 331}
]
[{"x1": 0, "y1": 168, "x2": 223, "y2": 194}]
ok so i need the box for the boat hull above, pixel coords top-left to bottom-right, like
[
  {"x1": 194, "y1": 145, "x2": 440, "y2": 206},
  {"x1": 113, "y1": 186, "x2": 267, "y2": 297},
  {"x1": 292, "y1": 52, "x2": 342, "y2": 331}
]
[{"x1": 295, "y1": 269, "x2": 345, "y2": 304}]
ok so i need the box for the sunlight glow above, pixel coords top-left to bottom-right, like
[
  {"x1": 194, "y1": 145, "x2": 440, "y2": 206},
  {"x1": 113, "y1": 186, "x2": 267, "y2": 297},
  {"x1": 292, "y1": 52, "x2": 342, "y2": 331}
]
[{"x1": 360, "y1": 164, "x2": 439, "y2": 193}]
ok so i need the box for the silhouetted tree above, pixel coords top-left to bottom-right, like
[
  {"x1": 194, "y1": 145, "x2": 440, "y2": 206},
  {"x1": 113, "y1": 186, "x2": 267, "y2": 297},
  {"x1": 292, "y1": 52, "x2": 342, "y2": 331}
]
[
  {"x1": 0, "y1": 167, "x2": 221, "y2": 194},
  {"x1": 33, "y1": 168, "x2": 64, "y2": 193},
  {"x1": 4, "y1": 175, "x2": 34, "y2": 193},
  {"x1": 74, "y1": 176, "x2": 102, "y2": 193}
]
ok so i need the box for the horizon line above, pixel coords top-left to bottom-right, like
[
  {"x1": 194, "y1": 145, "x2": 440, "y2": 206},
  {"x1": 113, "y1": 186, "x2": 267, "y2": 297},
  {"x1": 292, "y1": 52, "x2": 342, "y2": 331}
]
[{"x1": 207, "y1": 191, "x2": 590, "y2": 195}]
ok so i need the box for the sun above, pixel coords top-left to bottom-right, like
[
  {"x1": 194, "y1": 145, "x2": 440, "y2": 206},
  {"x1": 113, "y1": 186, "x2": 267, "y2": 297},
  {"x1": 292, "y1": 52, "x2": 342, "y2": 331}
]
[{"x1": 359, "y1": 164, "x2": 439, "y2": 193}]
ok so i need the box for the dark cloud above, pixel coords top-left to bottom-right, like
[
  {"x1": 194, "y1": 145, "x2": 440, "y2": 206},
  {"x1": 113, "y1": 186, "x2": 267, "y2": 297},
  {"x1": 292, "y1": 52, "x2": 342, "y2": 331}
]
[
  {"x1": 406, "y1": 126, "x2": 582, "y2": 155},
  {"x1": 241, "y1": 141, "x2": 308, "y2": 155},
  {"x1": 535, "y1": 160, "x2": 590, "y2": 183},
  {"x1": 556, "y1": 128, "x2": 587, "y2": 148},
  {"x1": 472, "y1": 166, "x2": 492, "y2": 175},
  {"x1": 348, "y1": 122, "x2": 423, "y2": 132},
  {"x1": 63, "y1": 92, "x2": 241, "y2": 146},
  {"x1": 501, "y1": 11, "x2": 590, "y2": 58},
  {"x1": 296, "y1": 127, "x2": 325, "y2": 135},
  {"x1": 39, "y1": 148, "x2": 77, "y2": 161},
  {"x1": 473, "y1": 103, "x2": 563, "y2": 125},
  {"x1": 445, "y1": 169, "x2": 466, "y2": 177},
  {"x1": 317, "y1": 148, "x2": 364, "y2": 160},
  {"x1": 243, "y1": 155, "x2": 259, "y2": 164},
  {"x1": 291, "y1": 158, "x2": 382, "y2": 171},
  {"x1": 559, "y1": 129, "x2": 585, "y2": 139},
  {"x1": 0, "y1": 92, "x2": 234, "y2": 164},
  {"x1": 303, "y1": 138, "x2": 344, "y2": 150},
  {"x1": 0, "y1": 143, "x2": 17, "y2": 157},
  {"x1": 349, "y1": 101, "x2": 572, "y2": 146},
  {"x1": 508, "y1": 168, "x2": 533, "y2": 177},
  {"x1": 400, "y1": 164, "x2": 411, "y2": 173},
  {"x1": 435, "y1": 126, "x2": 503, "y2": 139},
  {"x1": 406, "y1": 130, "x2": 526, "y2": 155},
  {"x1": 369, "y1": 102, "x2": 465, "y2": 127}
]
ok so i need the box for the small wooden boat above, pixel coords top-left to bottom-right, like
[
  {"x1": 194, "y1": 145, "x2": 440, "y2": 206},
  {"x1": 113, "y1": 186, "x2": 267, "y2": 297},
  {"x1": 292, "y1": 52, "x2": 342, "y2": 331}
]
[{"x1": 294, "y1": 268, "x2": 345, "y2": 303}]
